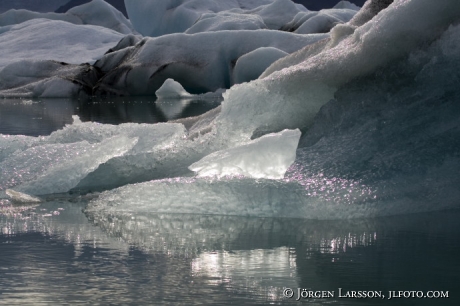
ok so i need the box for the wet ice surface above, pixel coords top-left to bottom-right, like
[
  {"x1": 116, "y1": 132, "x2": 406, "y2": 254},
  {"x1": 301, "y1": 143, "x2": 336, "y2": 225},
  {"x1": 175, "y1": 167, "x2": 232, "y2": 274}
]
[{"x1": 1, "y1": 199, "x2": 459, "y2": 305}]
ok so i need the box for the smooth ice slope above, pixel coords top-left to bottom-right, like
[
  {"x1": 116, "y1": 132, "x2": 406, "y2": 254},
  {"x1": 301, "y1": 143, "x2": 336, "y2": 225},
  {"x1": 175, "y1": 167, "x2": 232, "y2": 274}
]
[
  {"x1": 185, "y1": 12, "x2": 267, "y2": 34},
  {"x1": 0, "y1": 19, "x2": 124, "y2": 70},
  {"x1": 294, "y1": 9, "x2": 356, "y2": 34},
  {"x1": 233, "y1": 47, "x2": 288, "y2": 84},
  {"x1": 0, "y1": 10, "x2": 80, "y2": 26},
  {"x1": 65, "y1": 0, "x2": 136, "y2": 34},
  {"x1": 189, "y1": 129, "x2": 301, "y2": 179},
  {"x1": 218, "y1": 0, "x2": 460, "y2": 141}
]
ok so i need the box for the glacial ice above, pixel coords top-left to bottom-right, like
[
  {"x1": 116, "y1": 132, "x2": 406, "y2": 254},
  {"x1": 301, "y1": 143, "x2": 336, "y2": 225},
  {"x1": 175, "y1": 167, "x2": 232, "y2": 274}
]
[
  {"x1": 0, "y1": 18, "x2": 124, "y2": 70},
  {"x1": 189, "y1": 129, "x2": 301, "y2": 179},
  {"x1": 185, "y1": 12, "x2": 267, "y2": 34},
  {"x1": 2, "y1": 0, "x2": 460, "y2": 220},
  {"x1": 84, "y1": 0, "x2": 460, "y2": 219},
  {"x1": 233, "y1": 47, "x2": 288, "y2": 84},
  {"x1": 0, "y1": 60, "x2": 102, "y2": 98},
  {"x1": 65, "y1": 0, "x2": 136, "y2": 34},
  {"x1": 124, "y1": 0, "x2": 277, "y2": 37},
  {"x1": 293, "y1": 9, "x2": 357, "y2": 34},
  {"x1": 0, "y1": 0, "x2": 136, "y2": 34},
  {"x1": 93, "y1": 30, "x2": 328, "y2": 95},
  {"x1": 333, "y1": 1, "x2": 361, "y2": 10},
  {"x1": 0, "y1": 0, "x2": 69, "y2": 14},
  {"x1": 5, "y1": 189, "x2": 41, "y2": 204},
  {"x1": 155, "y1": 79, "x2": 193, "y2": 99},
  {"x1": 0, "y1": 116, "x2": 187, "y2": 195}
]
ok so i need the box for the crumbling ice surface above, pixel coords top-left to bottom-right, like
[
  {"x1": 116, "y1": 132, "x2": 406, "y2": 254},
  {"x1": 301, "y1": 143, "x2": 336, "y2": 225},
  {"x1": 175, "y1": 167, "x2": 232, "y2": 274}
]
[{"x1": 0, "y1": 116, "x2": 187, "y2": 196}]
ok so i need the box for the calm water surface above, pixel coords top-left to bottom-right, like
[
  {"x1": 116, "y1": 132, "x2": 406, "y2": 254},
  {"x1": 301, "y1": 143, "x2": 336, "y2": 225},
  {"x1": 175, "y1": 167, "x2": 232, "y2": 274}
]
[
  {"x1": 0, "y1": 97, "x2": 221, "y2": 136},
  {"x1": 1, "y1": 98, "x2": 459, "y2": 305},
  {"x1": 1, "y1": 200, "x2": 459, "y2": 305}
]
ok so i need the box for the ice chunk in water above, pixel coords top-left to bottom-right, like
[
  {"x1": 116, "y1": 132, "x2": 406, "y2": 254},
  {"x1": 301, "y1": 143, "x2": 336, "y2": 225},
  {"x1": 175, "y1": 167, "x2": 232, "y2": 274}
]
[
  {"x1": 155, "y1": 78, "x2": 192, "y2": 99},
  {"x1": 6, "y1": 189, "x2": 41, "y2": 204},
  {"x1": 189, "y1": 129, "x2": 301, "y2": 179},
  {"x1": 0, "y1": 135, "x2": 138, "y2": 195}
]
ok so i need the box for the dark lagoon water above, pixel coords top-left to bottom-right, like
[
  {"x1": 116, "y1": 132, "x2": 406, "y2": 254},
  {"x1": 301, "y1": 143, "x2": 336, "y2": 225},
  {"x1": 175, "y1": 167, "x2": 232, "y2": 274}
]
[
  {"x1": 1, "y1": 199, "x2": 459, "y2": 305},
  {"x1": 0, "y1": 97, "x2": 221, "y2": 136},
  {"x1": 1, "y1": 99, "x2": 460, "y2": 305}
]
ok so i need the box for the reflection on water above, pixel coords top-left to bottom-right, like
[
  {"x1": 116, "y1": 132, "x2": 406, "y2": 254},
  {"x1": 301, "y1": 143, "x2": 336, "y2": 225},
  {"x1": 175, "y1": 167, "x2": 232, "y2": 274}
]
[
  {"x1": 1, "y1": 198, "x2": 459, "y2": 305},
  {"x1": 0, "y1": 96, "x2": 221, "y2": 136}
]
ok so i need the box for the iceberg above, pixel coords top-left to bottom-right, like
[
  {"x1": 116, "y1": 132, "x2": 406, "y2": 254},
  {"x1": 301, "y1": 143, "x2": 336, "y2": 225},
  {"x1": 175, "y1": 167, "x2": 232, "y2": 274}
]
[
  {"x1": 155, "y1": 79, "x2": 193, "y2": 99},
  {"x1": 0, "y1": 0, "x2": 69, "y2": 14},
  {"x1": 185, "y1": 12, "x2": 267, "y2": 34},
  {"x1": 0, "y1": 18, "x2": 124, "y2": 70},
  {"x1": 0, "y1": 0, "x2": 136, "y2": 34},
  {"x1": 5, "y1": 189, "x2": 41, "y2": 204},
  {"x1": 0, "y1": 60, "x2": 102, "y2": 98},
  {"x1": 0, "y1": 116, "x2": 187, "y2": 195},
  {"x1": 84, "y1": 0, "x2": 460, "y2": 219},
  {"x1": 124, "y1": 0, "x2": 276, "y2": 37},
  {"x1": 93, "y1": 30, "x2": 328, "y2": 95},
  {"x1": 2, "y1": 0, "x2": 460, "y2": 220}
]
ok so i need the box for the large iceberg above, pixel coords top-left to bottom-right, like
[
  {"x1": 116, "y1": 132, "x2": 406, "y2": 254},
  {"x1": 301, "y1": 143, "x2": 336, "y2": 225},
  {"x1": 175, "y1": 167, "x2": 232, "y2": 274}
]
[
  {"x1": 124, "y1": 0, "x2": 277, "y2": 37},
  {"x1": 0, "y1": 0, "x2": 69, "y2": 14},
  {"x1": 0, "y1": 18, "x2": 124, "y2": 70},
  {"x1": 93, "y1": 30, "x2": 328, "y2": 95},
  {"x1": 2, "y1": 0, "x2": 460, "y2": 220},
  {"x1": 0, "y1": 0, "x2": 136, "y2": 34}
]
